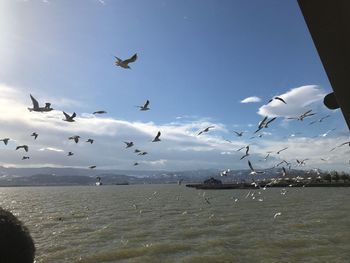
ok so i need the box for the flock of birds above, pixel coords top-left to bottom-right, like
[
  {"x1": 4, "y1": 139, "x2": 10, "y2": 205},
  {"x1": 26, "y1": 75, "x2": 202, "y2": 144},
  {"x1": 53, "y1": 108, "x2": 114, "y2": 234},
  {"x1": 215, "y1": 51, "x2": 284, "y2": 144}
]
[{"x1": 0, "y1": 52, "x2": 349, "y2": 181}]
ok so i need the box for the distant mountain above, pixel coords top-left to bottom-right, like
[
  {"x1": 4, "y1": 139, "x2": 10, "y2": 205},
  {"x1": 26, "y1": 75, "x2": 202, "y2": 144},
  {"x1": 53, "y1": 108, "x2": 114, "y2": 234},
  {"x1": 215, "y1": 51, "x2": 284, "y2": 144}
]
[{"x1": 0, "y1": 166, "x2": 320, "y2": 186}]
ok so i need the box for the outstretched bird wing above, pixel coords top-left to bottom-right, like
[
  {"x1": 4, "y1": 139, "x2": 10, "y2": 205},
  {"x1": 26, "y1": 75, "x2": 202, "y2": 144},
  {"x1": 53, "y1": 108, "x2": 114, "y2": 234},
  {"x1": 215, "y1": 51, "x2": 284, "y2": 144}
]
[
  {"x1": 248, "y1": 160, "x2": 254, "y2": 171},
  {"x1": 144, "y1": 100, "x2": 150, "y2": 108},
  {"x1": 71, "y1": 112, "x2": 76, "y2": 118},
  {"x1": 155, "y1": 131, "x2": 161, "y2": 140},
  {"x1": 124, "y1": 53, "x2": 137, "y2": 64},
  {"x1": 63, "y1": 112, "x2": 70, "y2": 119},
  {"x1": 30, "y1": 94, "x2": 39, "y2": 109},
  {"x1": 275, "y1": 97, "x2": 286, "y2": 104}
]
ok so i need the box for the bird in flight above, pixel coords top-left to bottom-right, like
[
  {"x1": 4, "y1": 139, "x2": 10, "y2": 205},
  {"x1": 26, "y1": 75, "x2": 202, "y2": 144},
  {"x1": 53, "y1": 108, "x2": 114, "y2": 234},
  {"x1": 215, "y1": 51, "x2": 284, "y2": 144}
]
[
  {"x1": 89, "y1": 165, "x2": 96, "y2": 169},
  {"x1": 233, "y1": 131, "x2": 244, "y2": 137},
  {"x1": 152, "y1": 131, "x2": 161, "y2": 142},
  {"x1": 134, "y1": 149, "x2": 141, "y2": 153},
  {"x1": 0, "y1": 138, "x2": 10, "y2": 145},
  {"x1": 69, "y1": 136, "x2": 80, "y2": 143},
  {"x1": 67, "y1": 152, "x2": 74, "y2": 156},
  {"x1": 86, "y1": 139, "x2": 94, "y2": 144},
  {"x1": 137, "y1": 100, "x2": 150, "y2": 111},
  {"x1": 114, "y1": 53, "x2": 137, "y2": 69},
  {"x1": 22, "y1": 156, "x2": 30, "y2": 160},
  {"x1": 124, "y1": 141, "x2": 134, "y2": 148},
  {"x1": 63, "y1": 112, "x2": 77, "y2": 122},
  {"x1": 198, "y1": 126, "x2": 215, "y2": 136},
  {"x1": 93, "y1": 110, "x2": 107, "y2": 115},
  {"x1": 276, "y1": 147, "x2": 288, "y2": 154},
  {"x1": 268, "y1": 97, "x2": 286, "y2": 104},
  {"x1": 240, "y1": 145, "x2": 250, "y2": 160},
  {"x1": 248, "y1": 160, "x2": 264, "y2": 175},
  {"x1": 320, "y1": 128, "x2": 336, "y2": 137},
  {"x1": 296, "y1": 159, "x2": 308, "y2": 166},
  {"x1": 31, "y1": 132, "x2": 39, "y2": 140},
  {"x1": 288, "y1": 110, "x2": 315, "y2": 121},
  {"x1": 16, "y1": 145, "x2": 29, "y2": 152},
  {"x1": 28, "y1": 94, "x2": 53, "y2": 112},
  {"x1": 138, "y1": 151, "x2": 148, "y2": 156},
  {"x1": 255, "y1": 116, "x2": 276, "y2": 133},
  {"x1": 330, "y1": 141, "x2": 350, "y2": 151},
  {"x1": 264, "y1": 151, "x2": 273, "y2": 161},
  {"x1": 134, "y1": 162, "x2": 139, "y2": 166}
]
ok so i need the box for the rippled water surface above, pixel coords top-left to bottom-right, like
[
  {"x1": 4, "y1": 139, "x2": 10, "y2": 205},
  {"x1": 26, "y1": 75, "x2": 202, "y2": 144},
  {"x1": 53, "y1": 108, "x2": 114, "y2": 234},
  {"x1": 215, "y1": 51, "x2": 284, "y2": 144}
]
[{"x1": 1, "y1": 185, "x2": 349, "y2": 263}]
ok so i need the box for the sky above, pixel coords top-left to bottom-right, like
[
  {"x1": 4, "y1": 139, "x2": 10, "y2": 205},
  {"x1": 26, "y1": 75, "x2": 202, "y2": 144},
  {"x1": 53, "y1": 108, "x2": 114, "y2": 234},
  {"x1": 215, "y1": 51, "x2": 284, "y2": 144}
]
[{"x1": 0, "y1": 0, "x2": 349, "y2": 172}]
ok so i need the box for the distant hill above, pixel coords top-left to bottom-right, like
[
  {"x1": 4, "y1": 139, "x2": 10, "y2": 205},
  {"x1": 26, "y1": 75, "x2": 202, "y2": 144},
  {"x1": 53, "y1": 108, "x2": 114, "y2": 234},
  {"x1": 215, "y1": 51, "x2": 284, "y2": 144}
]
[{"x1": 0, "y1": 166, "x2": 322, "y2": 186}]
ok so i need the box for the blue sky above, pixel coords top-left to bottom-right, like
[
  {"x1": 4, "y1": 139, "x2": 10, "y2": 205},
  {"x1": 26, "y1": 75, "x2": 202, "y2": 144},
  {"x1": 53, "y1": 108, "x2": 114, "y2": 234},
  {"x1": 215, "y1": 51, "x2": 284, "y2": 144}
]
[{"x1": 0, "y1": 0, "x2": 349, "y2": 171}]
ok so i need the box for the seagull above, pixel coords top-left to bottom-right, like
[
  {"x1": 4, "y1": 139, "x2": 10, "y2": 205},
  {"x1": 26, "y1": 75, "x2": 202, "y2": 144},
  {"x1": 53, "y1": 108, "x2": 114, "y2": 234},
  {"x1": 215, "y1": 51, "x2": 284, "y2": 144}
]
[
  {"x1": 233, "y1": 131, "x2": 244, "y2": 137},
  {"x1": 264, "y1": 151, "x2": 273, "y2": 161},
  {"x1": 236, "y1": 145, "x2": 248, "y2": 152},
  {"x1": 28, "y1": 94, "x2": 53, "y2": 112},
  {"x1": 138, "y1": 151, "x2": 148, "y2": 156},
  {"x1": 319, "y1": 115, "x2": 331, "y2": 122},
  {"x1": 134, "y1": 149, "x2": 142, "y2": 153},
  {"x1": 274, "y1": 212, "x2": 282, "y2": 219},
  {"x1": 16, "y1": 145, "x2": 28, "y2": 152},
  {"x1": 31, "y1": 132, "x2": 38, "y2": 140},
  {"x1": 330, "y1": 141, "x2": 350, "y2": 151},
  {"x1": 152, "y1": 131, "x2": 161, "y2": 142},
  {"x1": 124, "y1": 141, "x2": 134, "y2": 148},
  {"x1": 198, "y1": 126, "x2": 215, "y2": 136},
  {"x1": 296, "y1": 159, "x2": 308, "y2": 166},
  {"x1": 63, "y1": 112, "x2": 77, "y2": 122},
  {"x1": 22, "y1": 156, "x2": 30, "y2": 160},
  {"x1": 89, "y1": 165, "x2": 96, "y2": 169},
  {"x1": 220, "y1": 169, "x2": 230, "y2": 177},
  {"x1": 320, "y1": 128, "x2": 336, "y2": 137},
  {"x1": 276, "y1": 160, "x2": 290, "y2": 167},
  {"x1": 276, "y1": 147, "x2": 288, "y2": 154},
  {"x1": 68, "y1": 136, "x2": 80, "y2": 143},
  {"x1": 137, "y1": 100, "x2": 150, "y2": 111},
  {"x1": 114, "y1": 53, "x2": 137, "y2": 69},
  {"x1": 248, "y1": 160, "x2": 264, "y2": 175},
  {"x1": 240, "y1": 145, "x2": 250, "y2": 160},
  {"x1": 0, "y1": 138, "x2": 10, "y2": 145},
  {"x1": 134, "y1": 162, "x2": 139, "y2": 166},
  {"x1": 288, "y1": 110, "x2": 315, "y2": 121},
  {"x1": 67, "y1": 152, "x2": 74, "y2": 156},
  {"x1": 282, "y1": 167, "x2": 287, "y2": 177},
  {"x1": 86, "y1": 139, "x2": 94, "y2": 144},
  {"x1": 255, "y1": 116, "x2": 277, "y2": 133},
  {"x1": 268, "y1": 97, "x2": 286, "y2": 104},
  {"x1": 93, "y1": 110, "x2": 107, "y2": 115}
]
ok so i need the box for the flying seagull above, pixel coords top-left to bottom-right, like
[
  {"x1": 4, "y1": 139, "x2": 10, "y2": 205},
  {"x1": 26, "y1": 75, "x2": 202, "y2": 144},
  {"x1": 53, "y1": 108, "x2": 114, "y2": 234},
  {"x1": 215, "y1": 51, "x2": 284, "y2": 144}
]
[
  {"x1": 276, "y1": 147, "x2": 288, "y2": 154},
  {"x1": 268, "y1": 97, "x2": 286, "y2": 104},
  {"x1": 288, "y1": 110, "x2": 315, "y2": 121},
  {"x1": 93, "y1": 110, "x2": 107, "y2": 115},
  {"x1": 233, "y1": 131, "x2": 244, "y2": 137},
  {"x1": 137, "y1": 100, "x2": 150, "y2": 111},
  {"x1": 0, "y1": 138, "x2": 10, "y2": 145},
  {"x1": 255, "y1": 116, "x2": 277, "y2": 133},
  {"x1": 198, "y1": 126, "x2": 215, "y2": 136},
  {"x1": 330, "y1": 141, "x2": 350, "y2": 152},
  {"x1": 114, "y1": 53, "x2": 137, "y2": 69},
  {"x1": 276, "y1": 160, "x2": 291, "y2": 167},
  {"x1": 319, "y1": 115, "x2": 331, "y2": 122},
  {"x1": 320, "y1": 128, "x2": 336, "y2": 137},
  {"x1": 124, "y1": 141, "x2": 134, "y2": 148},
  {"x1": 296, "y1": 159, "x2": 308, "y2": 166},
  {"x1": 248, "y1": 160, "x2": 264, "y2": 175},
  {"x1": 63, "y1": 112, "x2": 77, "y2": 122},
  {"x1": 264, "y1": 151, "x2": 273, "y2": 161},
  {"x1": 240, "y1": 145, "x2": 250, "y2": 160},
  {"x1": 86, "y1": 139, "x2": 94, "y2": 144},
  {"x1": 134, "y1": 149, "x2": 141, "y2": 153},
  {"x1": 89, "y1": 165, "x2": 96, "y2": 169},
  {"x1": 28, "y1": 94, "x2": 53, "y2": 112},
  {"x1": 67, "y1": 152, "x2": 74, "y2": 156},
  {"x1": 152, "y1": 131, "x2": 161, "y2": 142},
  {"x1": 31, "y1": 132, "x2": 38, "y2": 140},
  {"x1": 22, "y1": 156, "x2": 30, "y2": 160},
  {"x1": 138, "y1": 151, "x2": 148, "y2": 156},
  {"x1": 68, "y1": 136, "x2": 80, "y2": 143},
  {"x1": 134, "y1": 162, "x2": 139, "y2": 166},
  {"x1": 16, "y1": 145, "x2": 29, "y2": 152}
]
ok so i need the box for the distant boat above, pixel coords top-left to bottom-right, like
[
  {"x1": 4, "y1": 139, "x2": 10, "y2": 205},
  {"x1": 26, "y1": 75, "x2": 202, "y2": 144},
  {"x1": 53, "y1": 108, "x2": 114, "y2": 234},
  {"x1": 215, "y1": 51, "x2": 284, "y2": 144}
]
[{"x1": 96, "y1": 176, "x2": 102, "y2": 186}]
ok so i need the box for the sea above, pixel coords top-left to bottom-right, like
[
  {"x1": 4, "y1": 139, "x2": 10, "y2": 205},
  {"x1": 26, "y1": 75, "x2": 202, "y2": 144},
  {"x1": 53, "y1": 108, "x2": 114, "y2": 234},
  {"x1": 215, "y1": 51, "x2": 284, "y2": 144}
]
[{"x1": 0, "y1": 185, "x2": 349, "y2": 263}]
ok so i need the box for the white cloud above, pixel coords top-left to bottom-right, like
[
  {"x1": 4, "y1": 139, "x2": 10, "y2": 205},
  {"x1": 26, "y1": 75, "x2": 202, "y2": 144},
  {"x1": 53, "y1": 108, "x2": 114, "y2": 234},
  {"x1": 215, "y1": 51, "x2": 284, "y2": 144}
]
[
  {"x1": 258, "y1": 85, "x2": 326, "y2": 118},
  {"x1": 39, "y1": 147, "x2": 64, "y2": 152},
  {"x1": 240, "y1": 96, "x2": 261, "y2": 103}
]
